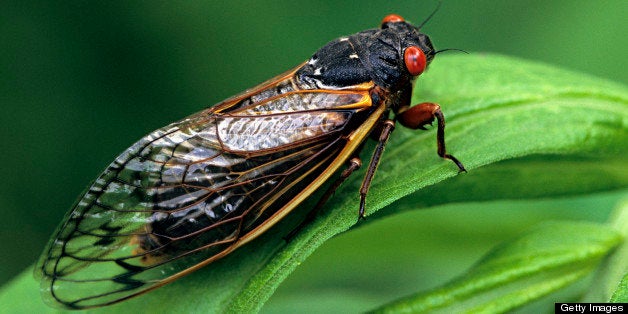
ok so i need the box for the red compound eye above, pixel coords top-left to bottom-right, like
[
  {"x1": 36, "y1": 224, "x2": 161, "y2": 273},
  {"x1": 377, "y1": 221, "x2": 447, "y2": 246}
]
[
  {"x1": 381, "y1": 14, "x2": 404, "y2": 26},
  {"x1": 404, "y1": 46, "x2": 427, "y2": 76}
]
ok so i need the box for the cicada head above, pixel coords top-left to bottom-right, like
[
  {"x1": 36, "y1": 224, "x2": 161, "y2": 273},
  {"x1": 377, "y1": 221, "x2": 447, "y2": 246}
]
[{"x1": 367, "y1": 14, "x2": 436, "y2": 91}]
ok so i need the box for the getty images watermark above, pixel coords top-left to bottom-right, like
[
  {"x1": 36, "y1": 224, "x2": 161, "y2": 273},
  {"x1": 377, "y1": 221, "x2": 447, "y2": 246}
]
[{"x1": 556, "y1": 303, "x2": 626, "y2": 313}]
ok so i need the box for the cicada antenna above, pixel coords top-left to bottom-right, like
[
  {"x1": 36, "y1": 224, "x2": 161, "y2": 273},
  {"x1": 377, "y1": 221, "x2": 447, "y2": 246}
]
[
  {"x1": 434, "y1": 48, "x2": 469, "y2": 55},
  {"x1": 418, "y1": 0, "x2": 442, "y2": 29}
]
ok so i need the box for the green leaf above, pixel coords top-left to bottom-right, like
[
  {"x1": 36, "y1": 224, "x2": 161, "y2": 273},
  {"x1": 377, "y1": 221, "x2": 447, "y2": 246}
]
[
  {"x1": 370, "y1": 222, "x2": 622, "y2": 313},
  {"x1": 265, "y1": 192, "x2": 626, "y2": 313},
  {"x1": 586, "y1": 200, "x2": 628, "y2": 302},
  {"x1": 610, "y1": 274, "x2": 628, "y2": 302},
  {"x1": 1, "y1": 54, "x2": 626, "y2": 313}
]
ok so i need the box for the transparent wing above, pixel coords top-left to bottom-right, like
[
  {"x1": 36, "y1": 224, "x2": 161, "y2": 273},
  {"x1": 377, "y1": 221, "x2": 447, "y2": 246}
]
[{"x1": 35, "y1": 88, "x2": 374, "y2": 309}]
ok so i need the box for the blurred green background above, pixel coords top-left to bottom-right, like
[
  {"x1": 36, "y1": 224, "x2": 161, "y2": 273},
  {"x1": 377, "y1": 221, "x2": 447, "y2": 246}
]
[{"x1": 1, "y1": 0, "x2": 626, "y2": 310}]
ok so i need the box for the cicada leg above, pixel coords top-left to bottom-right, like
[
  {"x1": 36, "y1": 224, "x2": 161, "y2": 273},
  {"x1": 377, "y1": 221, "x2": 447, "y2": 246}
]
[
  {"x1": 397, "y1": 102, "x2": 466, "y2": 173},
  {"x1": 358, "y1": 119, "x2": 396, "y2": 220},
  {"x1": 358, "y1": 103, "x2": 466, "y2": 219}
]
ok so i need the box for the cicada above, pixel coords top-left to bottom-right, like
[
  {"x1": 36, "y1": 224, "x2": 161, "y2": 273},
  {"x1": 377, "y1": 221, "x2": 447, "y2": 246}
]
[{"x1": 36, "y1": 13, "x2": 465, "y2": 309}]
